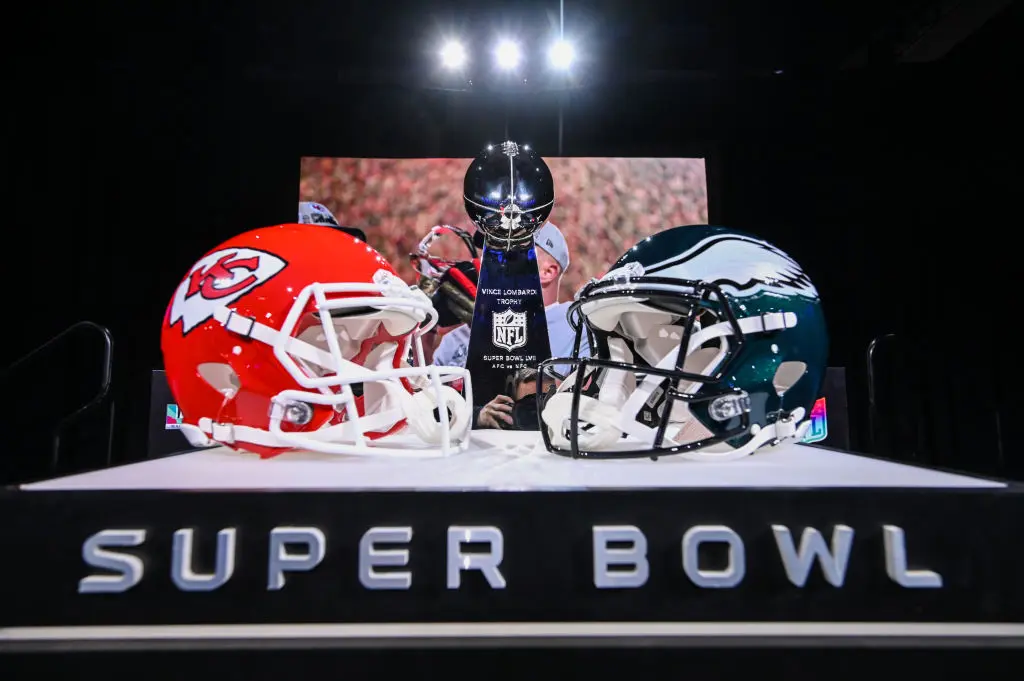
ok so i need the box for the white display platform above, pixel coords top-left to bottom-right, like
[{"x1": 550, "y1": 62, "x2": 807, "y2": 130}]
[{"x1": 21, "y1": 431, "x2": 1003, "y2": 491}]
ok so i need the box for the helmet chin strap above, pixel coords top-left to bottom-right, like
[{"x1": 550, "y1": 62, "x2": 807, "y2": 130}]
[
  {"x1": 542, "y1": 310, "x2": 807, "y2": 459},
  {"x1": 203, "y1": 306, "x2": 472, "y2": 457},
  {"x1": 671, "y1": 407, "x2": 808, "y2": 462},
  {"x1": 276, "y1": 343, "x2": 470, "y2": 456},
  {"x1": 357, "y1": 342, "x2": 470, "y2": 446},
  {"x1": 395, "y1": 383, "x2": 471, "y2": 446},
  {"x1": 543, "y1": 332, "x2": 715, "y2": 451},
  {"x1": 543, "y1": 337, "x2": 641, "y2": 450},
  {"x1": 196, "y1": 405, "x2": 405, "y2": 454},
  {"x1": 196, "y1": 381, "x2": 472, "y2": 458}
]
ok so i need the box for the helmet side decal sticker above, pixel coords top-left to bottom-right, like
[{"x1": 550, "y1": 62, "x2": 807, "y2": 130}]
[
  {"x1": 645, "y1": 235, "x2": 818, "y2": 299},
  {"x1": 168, "y1": 247, "x2": 289, "y2": 334}
]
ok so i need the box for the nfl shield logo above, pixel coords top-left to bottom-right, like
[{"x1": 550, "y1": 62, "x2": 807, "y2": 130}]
[{"x1": 492, "y1": 309, "x2": 528, "y2": 351}]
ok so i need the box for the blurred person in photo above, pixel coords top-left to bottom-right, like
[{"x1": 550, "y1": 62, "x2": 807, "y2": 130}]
[
  {"x1": 432, "y1": 222, "x2": 592, "y2": 430},
  {"x1": 297, "y1": 201, "x2": 367, "y2": 241},
  {"x1": 297, "y1": 155, "x2": 710, "y2": 420},
  {"x1": 406, "y1": 224, "x2": 481, "y2": 365},
  {"x1": 482, "y1": 366, "x2": 559, "y2": 431}
]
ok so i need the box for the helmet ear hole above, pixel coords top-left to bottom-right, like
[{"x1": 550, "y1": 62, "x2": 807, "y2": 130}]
[
  {"x1": 773, "y1": 361, "x2": 807, "y2": 396},
  {"x1": 197, "y1": 362, "x2": 241, "y2": 399}
]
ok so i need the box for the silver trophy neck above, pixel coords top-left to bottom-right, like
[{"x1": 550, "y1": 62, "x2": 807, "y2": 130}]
[{"x1": 483, "y1": 232, "x2": 534, "y2": 251}]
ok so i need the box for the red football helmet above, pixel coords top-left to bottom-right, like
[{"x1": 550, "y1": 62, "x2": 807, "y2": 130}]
[{"x1": 160, "y1": 223, "x2": 473, "y2": 458}]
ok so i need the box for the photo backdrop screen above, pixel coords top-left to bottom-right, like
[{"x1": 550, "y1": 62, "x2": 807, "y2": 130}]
[{"x1": 298, "y1": 156, "x2": 709, "y2": 297}]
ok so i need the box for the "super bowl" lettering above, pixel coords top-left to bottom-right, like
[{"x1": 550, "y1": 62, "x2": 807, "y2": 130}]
[{"x1": 76, "y1": 523, "x2": 941, "y2": 594}]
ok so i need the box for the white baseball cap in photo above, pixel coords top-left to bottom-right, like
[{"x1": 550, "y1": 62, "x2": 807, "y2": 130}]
[{"x1": 534, "y1": 221, "x2": 570, "y2": 271}]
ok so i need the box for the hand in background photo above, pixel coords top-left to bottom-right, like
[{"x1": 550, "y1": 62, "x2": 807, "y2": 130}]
[
  {"x1": 472, "y1": 367, "x2": 558, "y2": 431},
  {"x1": 476, "y1": 394, "x2": 515, "y2": 429}
]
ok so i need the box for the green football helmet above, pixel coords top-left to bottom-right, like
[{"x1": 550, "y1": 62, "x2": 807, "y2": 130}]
[{"x1": 538, "y1": 225, "x2": 828, "y2": 461}]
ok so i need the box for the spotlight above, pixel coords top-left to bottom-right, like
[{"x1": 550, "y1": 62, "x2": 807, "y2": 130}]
[
  {"x1": 495, "y1": 40, "x2": 521, "y2": 70},
  {"x1": 440, "y1": 41, "x2": 466, "y2": 69},
  {"x1": 549, "y1": 40, "x2": 575, "y2": 70}
]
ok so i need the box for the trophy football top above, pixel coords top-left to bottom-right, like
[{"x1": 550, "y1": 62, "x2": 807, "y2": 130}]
[{"x1": 463, "y1": 141, "x2": 555, "y2": 250}]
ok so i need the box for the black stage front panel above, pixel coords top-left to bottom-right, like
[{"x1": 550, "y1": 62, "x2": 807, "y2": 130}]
[{"x1": 1, "y1": 485, "x2": 1021, "y2": 640}]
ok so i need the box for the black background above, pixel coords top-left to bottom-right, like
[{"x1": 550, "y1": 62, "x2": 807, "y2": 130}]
[{"x1": 4, "y1": 4, "x2": 1020, "y2": 473}]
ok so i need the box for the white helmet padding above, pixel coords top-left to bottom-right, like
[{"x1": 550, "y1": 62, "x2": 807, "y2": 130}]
[
  {"x1": 195, "y1": 269, "x2": 473, "y2": 458},
  {"x1": 541, "y1": 296, "x2": 806, "y2": 461}
]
